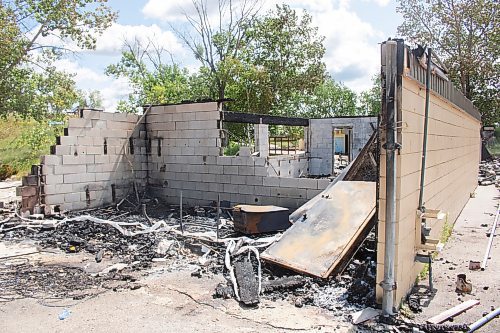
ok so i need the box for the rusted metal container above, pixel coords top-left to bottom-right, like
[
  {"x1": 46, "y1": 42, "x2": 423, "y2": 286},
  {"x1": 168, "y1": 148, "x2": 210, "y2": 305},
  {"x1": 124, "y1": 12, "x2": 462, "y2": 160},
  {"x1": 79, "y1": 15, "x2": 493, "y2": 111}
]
[{"x1": 232, "y1": 205, "x2": 290, "y2": 234}]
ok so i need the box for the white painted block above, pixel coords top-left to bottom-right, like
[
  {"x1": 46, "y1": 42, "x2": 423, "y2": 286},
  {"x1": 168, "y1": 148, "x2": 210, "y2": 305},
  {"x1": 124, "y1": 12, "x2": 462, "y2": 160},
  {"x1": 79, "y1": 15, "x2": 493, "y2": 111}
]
[
  {"x1": 64, "y1": 192, "x2": 81, "y2": 203},
  {"x1": 44, "y1": 174, "x2": 63, "y2": 184},
  {"x1": 54, "y1": 164, "x2": 86, "y2": 175},
  {"x1": 41, "y1": 155, "x2": 61, "y2": 165}
]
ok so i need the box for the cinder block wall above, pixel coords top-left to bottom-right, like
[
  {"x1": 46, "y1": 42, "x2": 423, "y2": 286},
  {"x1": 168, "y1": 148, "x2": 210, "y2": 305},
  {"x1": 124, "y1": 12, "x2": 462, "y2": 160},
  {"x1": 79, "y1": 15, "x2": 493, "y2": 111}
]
[
  {"x1": 19, "y1": 103, "x2": 330, "y2": 213},
  {"x1": 309, "y1": 117, "x2": 377, "y2": 176},
  {"x1": 267, "y1": 155, "x2": 309, "y2": 178},
  {"x1": 146, "y1": 102, "x2": 329, "y2": 209},
  {"x1": 376, "y1": 42, "x2": 481, "y2": 305},
  {"x1": 20, "y1": 109, "x2": 148, "y2": 212}
]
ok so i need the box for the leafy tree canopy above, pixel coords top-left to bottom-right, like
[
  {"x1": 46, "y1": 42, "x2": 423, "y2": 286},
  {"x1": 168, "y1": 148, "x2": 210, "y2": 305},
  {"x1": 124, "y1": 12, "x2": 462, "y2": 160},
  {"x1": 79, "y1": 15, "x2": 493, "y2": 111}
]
[
  {"x1": 397, "y1": 0, "x2": 499, "y2": 124},
  {"x1": 105, "y1": 39, "x2": 210, "y2": 113},
  {"x1": 0, "y1": 0, "x2": 117, "y2": 118},
  {"x1": 226, "y1": 4, "x2": 327, "y2": 116}
]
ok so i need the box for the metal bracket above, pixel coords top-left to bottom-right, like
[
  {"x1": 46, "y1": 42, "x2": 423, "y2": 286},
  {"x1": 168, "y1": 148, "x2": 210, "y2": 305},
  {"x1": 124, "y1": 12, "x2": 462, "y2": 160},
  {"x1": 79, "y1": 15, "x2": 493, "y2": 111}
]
[
  {"x1": 382, "y1": 142, "x2": 402, "y2": 151},
  {"x1": 379, "y1": 280, "x2": 397, "y2": 291}
]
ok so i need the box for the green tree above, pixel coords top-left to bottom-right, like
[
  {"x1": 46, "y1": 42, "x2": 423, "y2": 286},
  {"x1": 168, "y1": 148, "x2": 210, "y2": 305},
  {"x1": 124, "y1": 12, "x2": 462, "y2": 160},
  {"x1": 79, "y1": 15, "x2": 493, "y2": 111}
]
[
  {"x1": 296, "y1": 77, "x2": 358, "y2": 118},
  {"x1": 0, "y1": 0, "x2": 117, "y2": 117},
  {"x1": 227, "y1": 4, "x2": 327, "y2": 116},
  {"x1": 78, "y1": 90, "x2": 104, "y2": 109},
  {"x1": 173, "y1": 0, "x2": 261, "y2": 101},
  {"x1": 106, "y1": 39, "x2": 203, "y2": 112},
  {"x1": 358, "y1": 75, "x2": 381, "y2": 115},
  {"x1": 397, "y1": 0, "x2": 499, "y2": 124}
]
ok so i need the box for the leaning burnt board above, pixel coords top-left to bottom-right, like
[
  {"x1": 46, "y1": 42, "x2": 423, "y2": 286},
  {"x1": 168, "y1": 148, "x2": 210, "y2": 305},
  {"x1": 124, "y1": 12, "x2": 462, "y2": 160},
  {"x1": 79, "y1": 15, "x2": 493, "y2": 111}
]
[{"x1": 261, "y1": 181, "x2": 376, "y2": 278}]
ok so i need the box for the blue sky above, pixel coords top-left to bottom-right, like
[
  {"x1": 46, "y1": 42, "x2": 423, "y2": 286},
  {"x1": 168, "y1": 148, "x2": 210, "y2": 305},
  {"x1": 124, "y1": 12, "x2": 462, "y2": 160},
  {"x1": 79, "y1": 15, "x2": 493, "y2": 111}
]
[{"x1": 56, "y1": 0, "x2": 403, "y2": 111}]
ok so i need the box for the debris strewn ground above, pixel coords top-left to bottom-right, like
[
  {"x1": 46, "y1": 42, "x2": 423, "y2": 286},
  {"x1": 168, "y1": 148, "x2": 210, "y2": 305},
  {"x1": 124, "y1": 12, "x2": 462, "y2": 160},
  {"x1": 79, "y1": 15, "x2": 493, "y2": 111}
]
[
  {"x1": 478, "y1": 157, "x2": 500, "y2": 186},
  {"x1": 409, "y1": 185, "x2": 499, "y2": 331},
  {"x1": 0, "y1": 157, "x2": 498, "y2": 332},
  {"x1": 0, "y1": 186, "x2": 380, "y2": 332}
]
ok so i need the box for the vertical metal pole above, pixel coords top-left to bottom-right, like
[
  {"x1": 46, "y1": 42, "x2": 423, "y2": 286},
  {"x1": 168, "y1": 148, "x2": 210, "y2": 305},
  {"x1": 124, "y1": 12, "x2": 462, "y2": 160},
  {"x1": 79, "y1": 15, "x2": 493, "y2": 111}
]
[
  {"x1": 179, "y1": 191, "x2": 184, "y2": 234},
  {"x1": 216, "y1": 194, "x2": 220, "y2": 241},
  {"x1": 382, "y1": 40, "x2": 399, "y2": 316},
  {"x1": 418, "y1": 48, "x2": 432, "y2": 211},
  {"x1": 428, "y1": 256, "x2": 433, "y2": 291}
]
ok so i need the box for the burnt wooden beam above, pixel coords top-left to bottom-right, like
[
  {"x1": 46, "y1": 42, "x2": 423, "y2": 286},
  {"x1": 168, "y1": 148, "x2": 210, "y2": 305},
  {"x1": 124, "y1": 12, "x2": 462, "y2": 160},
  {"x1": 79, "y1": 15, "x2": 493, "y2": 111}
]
[{"x1": 221, "y1": 111, "x2": 309, "y2": 127}]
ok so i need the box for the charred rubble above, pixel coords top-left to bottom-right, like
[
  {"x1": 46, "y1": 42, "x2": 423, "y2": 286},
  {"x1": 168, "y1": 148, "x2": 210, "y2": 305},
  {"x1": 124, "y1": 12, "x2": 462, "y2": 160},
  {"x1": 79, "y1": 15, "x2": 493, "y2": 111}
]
[{"x1": 0, "y1": 193, "x2": 377, "y2": 319}]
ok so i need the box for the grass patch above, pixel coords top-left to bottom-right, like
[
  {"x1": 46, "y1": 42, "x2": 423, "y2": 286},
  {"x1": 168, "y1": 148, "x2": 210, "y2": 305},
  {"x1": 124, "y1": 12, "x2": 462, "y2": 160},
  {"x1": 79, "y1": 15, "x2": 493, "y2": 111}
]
[
  {"x1": 223, "y1": 141, "x2": 241, "y2": 156},
  {"x1": 487, "y1": 142, "x2": 500, "y2": 156},
  {"x1": 417, "y1": 214, "x2": 452, "y2": 282},
  {"x1": 418, "y1": 263, "x2": 430, "y2": 282},
  {"x1": 440, "y1": 214, "x2": 453, "y2": 244}
]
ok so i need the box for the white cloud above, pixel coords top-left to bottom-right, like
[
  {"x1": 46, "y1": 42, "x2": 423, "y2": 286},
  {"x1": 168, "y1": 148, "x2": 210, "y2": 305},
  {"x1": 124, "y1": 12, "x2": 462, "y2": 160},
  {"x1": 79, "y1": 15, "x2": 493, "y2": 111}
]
[
  {"x1": 91, "y1": 23, "x2": 184, "y2": 56},
  {"x1": 53, "y1": 59, "x2": 132, "y2": 112},
  {"x1": 315, "y1": 7, "x2": 382, "y2": 91},
  {"x1": 142, "y1": 0, "x2": 195, "y2": 21},
  {"x1": 32, "y1": 22, "x2": 185, "y2": 58},
  {"x1": 261, "y1": 1, "x2": 383, "y2": 92},
  {"x1": 370, "y1": 0, "x2": 391, "y2": 7}
]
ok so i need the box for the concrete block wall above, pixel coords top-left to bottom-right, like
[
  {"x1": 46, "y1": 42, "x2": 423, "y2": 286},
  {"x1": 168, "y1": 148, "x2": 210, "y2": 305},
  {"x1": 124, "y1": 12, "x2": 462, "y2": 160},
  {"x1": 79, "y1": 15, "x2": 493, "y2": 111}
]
[
  {"x1": 254, "y1": 124, "x2": 269, "y2": 157},
  {"x1": 376, "y1": 51, "x2": 481, "y2": 305},
  {"x1": 20, "y1": 109, "x2": 148, "y2": 212},
  {"x1": 19, "y1": 102, "x2": 331, "y2": 213},
  {"x1": 146, "y1": 102, "x2": 329, "y2": 209},
  {"x1": 267, "y1": 155, "x2": 309, "y2": 178},
  {"x1": 309, "y1": 117, "x2": 377, "y2": 176}
]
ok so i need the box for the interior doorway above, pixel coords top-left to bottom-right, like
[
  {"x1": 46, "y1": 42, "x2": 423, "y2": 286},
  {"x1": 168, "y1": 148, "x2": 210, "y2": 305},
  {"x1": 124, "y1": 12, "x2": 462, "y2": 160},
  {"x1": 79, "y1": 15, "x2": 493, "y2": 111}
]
[{"x1": 332, "y1": 127, "x2": 353, "y2": 175}]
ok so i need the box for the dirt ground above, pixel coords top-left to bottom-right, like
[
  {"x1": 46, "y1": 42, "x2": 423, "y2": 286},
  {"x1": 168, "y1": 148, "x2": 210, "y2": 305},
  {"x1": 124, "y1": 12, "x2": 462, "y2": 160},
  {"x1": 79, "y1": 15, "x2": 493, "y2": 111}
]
[
  {"x1": 0, "y1": 256, "x2": 351, "y2": 333},
  {"x1": 413, "y1": 185, "x2": 499, "y2": 330}
]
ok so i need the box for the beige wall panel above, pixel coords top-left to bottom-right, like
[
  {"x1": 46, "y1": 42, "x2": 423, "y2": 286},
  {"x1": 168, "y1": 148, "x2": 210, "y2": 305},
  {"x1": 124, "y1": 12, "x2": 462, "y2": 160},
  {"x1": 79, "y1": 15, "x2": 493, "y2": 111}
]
[{"x1": 376, "y1": 75, "x2": 481, "y2": 306}]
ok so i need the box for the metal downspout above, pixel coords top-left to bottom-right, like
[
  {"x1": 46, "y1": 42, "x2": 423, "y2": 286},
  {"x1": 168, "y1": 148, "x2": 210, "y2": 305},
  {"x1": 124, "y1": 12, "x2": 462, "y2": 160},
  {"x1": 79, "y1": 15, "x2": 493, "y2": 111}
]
[
  {"x1": 381, "y1": 40, "x2": 400, "y2": 316},
  {"x1": 418, "y1": 48, "x2": 432, "y2": 212}
]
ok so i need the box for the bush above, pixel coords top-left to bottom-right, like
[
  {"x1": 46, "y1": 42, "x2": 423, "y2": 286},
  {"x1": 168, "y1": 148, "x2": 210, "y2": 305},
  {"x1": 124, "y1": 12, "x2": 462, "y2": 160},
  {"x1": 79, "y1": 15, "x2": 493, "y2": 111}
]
[
  {"x1": 224, "y1": 141, "x2": 241, "y2": 156},
  {"x1": 0, "y1": 116, "x2": 65, "y2": 177},
  {"x1": 0, "y1": 164, "x2": 16, "y2": 180}
]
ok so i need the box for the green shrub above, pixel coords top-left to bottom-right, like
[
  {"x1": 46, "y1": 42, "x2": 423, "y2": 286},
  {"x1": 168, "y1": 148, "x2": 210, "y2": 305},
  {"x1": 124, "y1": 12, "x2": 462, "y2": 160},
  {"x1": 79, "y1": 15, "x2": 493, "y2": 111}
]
[
  {"x1": 224, "y1": 141, "x2": 240, "y2": 156},
  {"x1": 0, "y1": 116, "x2": 65, "y2": 177},
  {"x1": 0, "y1": 164, "x2": 16, "y2": 180}
]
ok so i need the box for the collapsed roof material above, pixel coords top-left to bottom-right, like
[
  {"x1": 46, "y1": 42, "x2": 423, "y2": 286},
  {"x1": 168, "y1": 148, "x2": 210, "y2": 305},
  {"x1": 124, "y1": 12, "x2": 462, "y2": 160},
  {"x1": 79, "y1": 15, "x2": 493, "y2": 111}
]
[{"x1": 261, "y1": 180, "x2": 376, "y2": 278}]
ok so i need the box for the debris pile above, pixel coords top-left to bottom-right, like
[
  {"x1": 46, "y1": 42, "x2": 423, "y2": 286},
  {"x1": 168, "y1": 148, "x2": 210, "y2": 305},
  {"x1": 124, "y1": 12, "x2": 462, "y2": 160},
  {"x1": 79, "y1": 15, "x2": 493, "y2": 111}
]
[
  {"x1": 0, "y1": 261, "x2": 139, "y2": 304},
  {"x1": 215, "y1": 229, "x2": 378, "y2": 320},
  {"x1": 478, "y1": 157, "x2": 500, "y2": 186},
  {"x1": 1, "y1": 192, "x2": 378, "y2": 325}
]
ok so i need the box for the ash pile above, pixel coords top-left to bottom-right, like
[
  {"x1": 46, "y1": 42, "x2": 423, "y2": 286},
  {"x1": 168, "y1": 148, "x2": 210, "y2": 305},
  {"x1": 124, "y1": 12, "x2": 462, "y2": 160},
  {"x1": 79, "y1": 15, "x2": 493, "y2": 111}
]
[
  {"x1": 214, "y1": 229, "x2": 377, "y2": 320},
  {"x1": 0, "y1": 196, "x2": 234, "y2": 304},
  {"x1": 478, "y1": 157, "x2": 500, "y2": 186},
  {"x1": 0, "y1": 261, "x2": 141, "y2": 305},
  {"x1": 1, "y1": 191, "x2": 378, "y2": 323}
]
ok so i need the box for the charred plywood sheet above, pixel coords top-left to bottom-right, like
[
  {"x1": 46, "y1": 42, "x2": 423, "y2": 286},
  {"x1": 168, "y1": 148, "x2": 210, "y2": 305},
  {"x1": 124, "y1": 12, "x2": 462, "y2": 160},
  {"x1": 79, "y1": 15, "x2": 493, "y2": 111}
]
[{"x1": 261, "y1": 181, "x2": 376, "y2": 278}]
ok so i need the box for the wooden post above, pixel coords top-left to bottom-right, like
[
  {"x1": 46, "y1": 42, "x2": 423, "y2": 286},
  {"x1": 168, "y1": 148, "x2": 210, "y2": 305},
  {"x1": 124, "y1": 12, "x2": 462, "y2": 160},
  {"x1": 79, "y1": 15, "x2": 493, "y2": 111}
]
[{"x1": 179, "y1": 191, "x2": 184, "y2": 234}]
